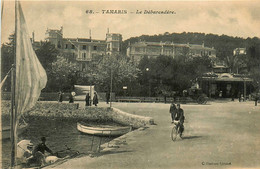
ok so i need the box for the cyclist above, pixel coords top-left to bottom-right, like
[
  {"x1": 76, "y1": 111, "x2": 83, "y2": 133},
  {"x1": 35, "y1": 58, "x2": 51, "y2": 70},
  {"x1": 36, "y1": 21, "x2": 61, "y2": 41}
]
[
  {"x1": 174, "y1": 104, "x2": 185, "y2": 138},
  {"x1": 169, "y1": 102, "x2": 177, "y2": 123}
]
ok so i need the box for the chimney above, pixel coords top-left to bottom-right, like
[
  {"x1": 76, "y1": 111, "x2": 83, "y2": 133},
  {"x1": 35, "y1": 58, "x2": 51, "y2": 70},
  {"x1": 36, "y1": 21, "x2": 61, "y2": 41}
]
[
  {"x1": 32, "y1": 31, "x2": 35, "y2": 43},
  {"x1": 107, "y1": 28, "x2": 109, "y2": 34},
  {"x1": 89, "y1": 29, "x2": 92, "y2": 41},
  {"x1": 60, "y1": 26, "x2": 63, "y2": 34}
]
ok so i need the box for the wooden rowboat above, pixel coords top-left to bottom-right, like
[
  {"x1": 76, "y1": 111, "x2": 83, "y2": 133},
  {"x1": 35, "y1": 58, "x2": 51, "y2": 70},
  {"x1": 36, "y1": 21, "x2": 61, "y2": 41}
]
[
  {"x1": 77, "y1": 122, "x2": 132, "y2": 136},
  {"x1": 1, "y1": 123, "x2": 28, "y2": 140}
]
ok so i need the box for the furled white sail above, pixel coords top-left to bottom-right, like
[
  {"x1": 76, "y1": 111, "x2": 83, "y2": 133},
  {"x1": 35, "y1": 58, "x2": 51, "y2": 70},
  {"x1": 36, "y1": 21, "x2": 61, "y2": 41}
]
[{"x1": 15, "y1": 1, "x2": 47, "y2": 115}]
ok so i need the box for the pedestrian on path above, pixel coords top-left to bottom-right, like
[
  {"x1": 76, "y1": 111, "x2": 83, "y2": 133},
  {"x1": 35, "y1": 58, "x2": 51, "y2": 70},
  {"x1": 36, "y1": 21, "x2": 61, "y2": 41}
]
[
  {"x1": 58, "y1": 91, "x2": 63, "y2": 102},
  {"x1": 85, "y1": 93, "x2": 90, "y2": 107},
  {"x1": 93, "y1": 92, "x2": 98, "y2": 106},
  {"x1": 69, "y1": 92, "x2": 74, "y2": 103},
  {"x1": 106, "y1": 91, "x2": 110, "y2": 104}
]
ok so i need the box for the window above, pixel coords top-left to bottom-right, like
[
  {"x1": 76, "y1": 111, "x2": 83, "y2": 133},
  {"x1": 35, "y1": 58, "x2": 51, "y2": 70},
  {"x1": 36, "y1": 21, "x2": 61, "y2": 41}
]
[
  {"x1": 57, "y1": 41, "x2": 61, "y2": 48},
  {"x1": 82, "y1": 53, "x2": 86, "y2": 60},
  {"x1": 209, "y1": 51, "x2": 211, "y2": 55},
  {"x1": 82, "y1": 63, "x2": 85, "y2": 71},
  {"x1": 148, "y1": 47, "x2": 160, "y2": 53},
  {"x1": 65, "y1": 44, "x2": 68, "y2": 49},
  {"x1": 72, "y1": 45, "x2": 75, "y2": 49},
  {"x1": 93, "y1": 46, "x2": 97, "y2": 50},
  {"x1": 83, "y1": 45, "x2": 86, "y2": 50},
  {"x1": 113, "y1": 36, "x2": 118, "y2": 40},
  {"x1": 135, "y1": 47, "x2": 143, "y2": 52}
]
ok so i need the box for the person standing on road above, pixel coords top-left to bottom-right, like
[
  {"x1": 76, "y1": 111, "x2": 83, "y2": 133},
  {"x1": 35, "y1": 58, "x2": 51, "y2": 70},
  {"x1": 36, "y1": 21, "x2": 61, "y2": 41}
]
[
  {"x1": 169, "y1": 102, "x2": 177, "y2": 123},
  {"x1": 106, "y1": 91, "x2": 110, "y2": 104},
  {"x1": 93, "y1": 92, "x2": 99, "y2": 106},
  {"x1": 175, "y1": 104, "x2": 185, "y2": 137},
  {"x1": 85, "y1": 93, "x2": 90, "y2": 107},
  {"x1": 58, "y1": 91, "x2": 63, "y2": 102},
  {"x1": 255, "y1": 95, "x2": 258, "y2": 106},
  {"x1": 69, "y1": 92, "x2": 74, "y2": 103}
]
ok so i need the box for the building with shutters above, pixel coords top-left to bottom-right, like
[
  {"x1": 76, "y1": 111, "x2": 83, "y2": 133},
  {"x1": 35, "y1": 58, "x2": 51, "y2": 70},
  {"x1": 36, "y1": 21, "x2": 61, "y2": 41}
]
[
  {"x1": 44, "y1": 27, "x2": 122, "y2": 71},
  {"x1": 126, "y1": 41, "x2": 216, "y2": 63}
]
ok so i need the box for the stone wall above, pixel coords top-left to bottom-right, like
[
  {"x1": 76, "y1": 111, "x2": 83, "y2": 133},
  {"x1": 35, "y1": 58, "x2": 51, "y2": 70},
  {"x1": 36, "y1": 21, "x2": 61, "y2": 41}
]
[
  {"x1": 1, "y1": 101, "x2": 79, "y2": 116},
  {"x1": 1, "y1": 101, "x2": 154, "y2": 128},
  {"x1": 111, "y1": 108, "x2": 154, "y2": 128},
  {"x1": 1, "y1": 92, "x2": 72, "y2": 101}
]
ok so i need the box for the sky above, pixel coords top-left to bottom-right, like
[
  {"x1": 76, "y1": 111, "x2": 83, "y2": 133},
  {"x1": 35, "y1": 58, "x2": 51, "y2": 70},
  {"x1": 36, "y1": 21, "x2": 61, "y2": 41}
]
[{"x1": 1, "y1": 0, "x2": 260, "y2": 44}]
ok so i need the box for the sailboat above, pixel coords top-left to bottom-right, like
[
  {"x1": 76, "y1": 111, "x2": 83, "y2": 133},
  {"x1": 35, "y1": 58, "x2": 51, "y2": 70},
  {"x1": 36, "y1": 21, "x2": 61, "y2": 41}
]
[
  {"x1": 1, "y1": 0, "x2": 47, "y2": 167},
  {"x1": 1, "y1": 118, "x2": 28, "y2": 140},
  {"x1": 1, "y1": 68, "x2": 28, "y2": 141}
]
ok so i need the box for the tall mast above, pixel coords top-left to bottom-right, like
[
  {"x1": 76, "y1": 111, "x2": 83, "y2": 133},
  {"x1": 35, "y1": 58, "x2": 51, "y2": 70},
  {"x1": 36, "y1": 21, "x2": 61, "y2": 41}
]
[
  {"x1": 1, "y1": 0, "x2": 4, "y2": 21},
  {"x1": 10, "y1": 0, "x2": 18, "y2": 167},
  {"x1": 110, "y1": 66, "x2": 112, "y2": 108}
]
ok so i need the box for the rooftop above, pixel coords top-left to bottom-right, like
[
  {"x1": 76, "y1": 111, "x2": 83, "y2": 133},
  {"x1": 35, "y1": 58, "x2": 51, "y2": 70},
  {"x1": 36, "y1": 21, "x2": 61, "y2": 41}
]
[{"x1": 129, "y1": 41, "x2": 215, "y2": 50}]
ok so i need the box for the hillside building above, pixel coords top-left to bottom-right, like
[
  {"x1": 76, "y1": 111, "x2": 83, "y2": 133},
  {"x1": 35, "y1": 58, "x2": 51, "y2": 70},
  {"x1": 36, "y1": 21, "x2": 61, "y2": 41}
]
[
  {"x1": 106, "y1": 32, "x2": 122, "y2": 55},
  {"x1": 44, "y1": 27, "x2": 122, "y2": 71},
  {"x1": 127, "y1": 41, "x2": 216, "y2": 63},
  {"x1": 233, "y1": 48, "x2": 246, "y2": 55}
]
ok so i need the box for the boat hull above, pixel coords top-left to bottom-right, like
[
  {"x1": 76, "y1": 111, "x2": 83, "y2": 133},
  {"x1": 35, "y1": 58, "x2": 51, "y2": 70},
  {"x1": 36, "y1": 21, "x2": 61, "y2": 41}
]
[
  {"x1": 77, "y1": 122, "x2": 131, "y2": 136},
  {"x1": 1, "y1": 123, "x2": 28, "y2": 140}
]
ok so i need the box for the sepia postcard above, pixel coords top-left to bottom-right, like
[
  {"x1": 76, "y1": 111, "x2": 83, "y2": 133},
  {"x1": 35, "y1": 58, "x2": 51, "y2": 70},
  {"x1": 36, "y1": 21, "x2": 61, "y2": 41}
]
[{"x1": 1, "y1": 0, "x2": 260, "y2": 169}]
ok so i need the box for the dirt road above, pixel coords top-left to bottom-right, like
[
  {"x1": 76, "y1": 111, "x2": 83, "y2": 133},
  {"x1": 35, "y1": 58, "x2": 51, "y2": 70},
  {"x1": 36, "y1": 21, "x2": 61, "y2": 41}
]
[{"x1": 51, "y1": 101, "x2": 260, "y2": 169}]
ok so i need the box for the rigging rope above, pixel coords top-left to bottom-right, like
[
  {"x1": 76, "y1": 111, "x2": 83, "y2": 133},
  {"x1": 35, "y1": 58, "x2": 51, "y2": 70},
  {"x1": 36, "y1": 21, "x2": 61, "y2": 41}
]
[{"x1": 0, "y1": 67, "x2": 13, "y2": 89}]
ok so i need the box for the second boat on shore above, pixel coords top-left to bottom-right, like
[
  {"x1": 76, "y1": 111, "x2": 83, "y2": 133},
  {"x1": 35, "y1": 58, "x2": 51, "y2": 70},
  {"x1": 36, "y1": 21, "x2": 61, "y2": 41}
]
[{"x1": 77, "y1": 122, "x2": 132, "y2": 137}]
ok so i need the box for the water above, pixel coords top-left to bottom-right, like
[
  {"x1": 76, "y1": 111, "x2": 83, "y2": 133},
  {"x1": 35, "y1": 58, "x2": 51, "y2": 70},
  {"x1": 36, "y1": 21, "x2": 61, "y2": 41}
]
[{"x1": 1, "y1": 117, "x2": 118, "y2": 169}]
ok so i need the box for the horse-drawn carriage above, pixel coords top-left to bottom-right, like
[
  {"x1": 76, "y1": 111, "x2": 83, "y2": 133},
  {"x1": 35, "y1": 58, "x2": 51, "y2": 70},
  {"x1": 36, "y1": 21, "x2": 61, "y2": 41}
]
[{"x1": 175, "y1": 88, "x2": 208, "y2": 104}]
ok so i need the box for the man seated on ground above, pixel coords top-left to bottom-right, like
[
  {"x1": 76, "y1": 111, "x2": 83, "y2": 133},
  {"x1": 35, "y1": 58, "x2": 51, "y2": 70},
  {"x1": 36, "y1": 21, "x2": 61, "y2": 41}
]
[
  {"x1": 174, "y1": 104, "x2": 185, "y2": 138},
  {"x1": 27, "y1": 137, "x2": 54, "y2": 166},
  {"x1": 17, "y1": 140, "x2": 34, "y2": 165}
]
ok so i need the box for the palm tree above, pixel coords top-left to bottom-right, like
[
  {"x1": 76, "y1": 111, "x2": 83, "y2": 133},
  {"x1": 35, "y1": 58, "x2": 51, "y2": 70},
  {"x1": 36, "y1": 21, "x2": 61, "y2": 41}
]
[{"x1": 225, "y1": 54, "x2": 247, "y2": 74}]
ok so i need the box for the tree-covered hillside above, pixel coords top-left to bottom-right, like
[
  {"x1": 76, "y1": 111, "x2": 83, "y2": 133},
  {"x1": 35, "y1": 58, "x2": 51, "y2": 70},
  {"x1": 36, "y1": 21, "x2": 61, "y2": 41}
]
[{"x1": 122, "y1": 32, "x2": 260, "y2": 59}]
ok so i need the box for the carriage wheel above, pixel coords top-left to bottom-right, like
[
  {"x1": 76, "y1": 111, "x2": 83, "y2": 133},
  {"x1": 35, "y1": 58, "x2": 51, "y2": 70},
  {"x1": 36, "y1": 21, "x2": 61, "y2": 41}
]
[{"x1": 197, "y1": 96, "x2": 206, "y2": 104}]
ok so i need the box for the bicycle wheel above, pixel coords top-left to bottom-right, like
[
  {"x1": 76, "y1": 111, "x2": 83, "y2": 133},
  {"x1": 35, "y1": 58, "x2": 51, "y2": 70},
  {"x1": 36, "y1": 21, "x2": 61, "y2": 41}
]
[
  {"x1": 171, "y1": 126, "x2": 178, "y2": 141},
  {"x1": 203, "y1": 100, "x2": 207, "y2": 104},
  {"x1": 197, "y1": 96, "x2": 204, "y2": 104}
]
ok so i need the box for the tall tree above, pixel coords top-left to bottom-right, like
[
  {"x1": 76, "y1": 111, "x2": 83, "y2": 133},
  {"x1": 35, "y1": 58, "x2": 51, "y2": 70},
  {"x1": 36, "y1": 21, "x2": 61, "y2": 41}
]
[
  {"x1": 47, "y1": 55, "x2": 78, "y2": 92},
  {"x1": 225, "y1": 54, "x2": 247, "y2": 74},
  {"x1": 93, "y1": 55, "x2": 140, "y2": 94},
  {"x1": 138, "y1": 55, "x2": 211, "y2": 96},
  {"x1": 246, "y1": 42, "x2": 260, "y2": 90},
  {"x1": 1, "y1": 34, "x2": 17, "y2": 91},
  {"x1": 35, "y1": 42, "x2": 58, "y2": 70}
]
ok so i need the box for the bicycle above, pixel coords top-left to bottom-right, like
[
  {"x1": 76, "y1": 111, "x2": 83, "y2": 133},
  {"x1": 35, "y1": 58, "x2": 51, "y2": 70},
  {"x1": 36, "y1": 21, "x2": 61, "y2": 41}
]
[
  {"x1": 171, "y1": 120, "x2": 183, "y2": 141},
  {"x1": 197, "y1": 96, "x2": 208, "y2": 104}
]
